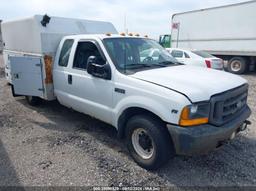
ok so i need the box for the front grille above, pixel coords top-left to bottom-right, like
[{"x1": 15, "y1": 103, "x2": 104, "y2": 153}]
[{"x1": 209, "y1": 84, "x2": 248, "y2": 126}]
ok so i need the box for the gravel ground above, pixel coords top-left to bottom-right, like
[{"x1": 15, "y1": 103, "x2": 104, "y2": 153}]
[{"x1": 0, "y1": 54, "x2": 256, "y2": 189}]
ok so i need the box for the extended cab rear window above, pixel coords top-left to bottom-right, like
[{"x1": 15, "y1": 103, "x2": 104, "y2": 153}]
[{"x1": 58, "y1": 39, "x2": 74, "y2": 67}]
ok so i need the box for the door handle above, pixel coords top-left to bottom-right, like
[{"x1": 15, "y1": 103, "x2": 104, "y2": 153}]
[{"x1": 68, "y1": 74, "x2": 72, "y2": 84}]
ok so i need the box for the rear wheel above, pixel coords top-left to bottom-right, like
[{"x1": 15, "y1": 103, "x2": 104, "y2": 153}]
[
  {"x1": 125, "y1": 115, "x2": 175, "y2": 170},
  {"x1": 227, "y1": 57, "x2": 247, "y2": 74},
  {"x1": 25, "y1": 96, "x2": 41, "y2": 106}
]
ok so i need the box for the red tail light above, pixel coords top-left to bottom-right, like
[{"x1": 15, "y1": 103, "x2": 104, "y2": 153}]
[{"x1": 205, "y1": 60, "x2": 211, "y2": 68}]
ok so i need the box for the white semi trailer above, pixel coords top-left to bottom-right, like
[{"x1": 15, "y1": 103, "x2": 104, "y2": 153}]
[{"x1": 171, "y1": 0, "x2": 256, "y2": 74}]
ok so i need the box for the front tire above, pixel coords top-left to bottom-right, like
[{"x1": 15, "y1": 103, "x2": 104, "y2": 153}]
[
  {"x1": 125, "y1": 115, "x2": 175, "y2": 170},
  {"x1": 25, "y1": 96, "x2": 41, "y2": 106}
]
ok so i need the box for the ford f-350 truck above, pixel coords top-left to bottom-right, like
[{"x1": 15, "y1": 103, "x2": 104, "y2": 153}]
[{"x1": 1, "y1": 15, "x2": 251, "y2": 170}]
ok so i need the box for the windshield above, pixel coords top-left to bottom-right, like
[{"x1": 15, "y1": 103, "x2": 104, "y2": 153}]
[
  {"x1": 192, "y1": 51, "x2": 214, "y2": 58},
  {"x1": 103, "y1": 38, "x2": 179, "y2": 74}
]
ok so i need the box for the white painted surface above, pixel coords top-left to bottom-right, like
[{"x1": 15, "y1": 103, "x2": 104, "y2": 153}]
[
  {"x1": 131, "y1": 65, "x2": 246, "y2": 103},
  {"x1": 9, "y1": 56, "x2": 44, "y2": 97},
  {"x1": 1, "y1": 15, "x2": 118, "y2": 55}
]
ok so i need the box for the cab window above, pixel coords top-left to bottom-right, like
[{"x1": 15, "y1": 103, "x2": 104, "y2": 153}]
[
  {"x1": 58, "y1": 39, "x2": 74, "y2": 67},
  {"x1": 73, "y1": 41, "x2": 104, "y2": 70}
]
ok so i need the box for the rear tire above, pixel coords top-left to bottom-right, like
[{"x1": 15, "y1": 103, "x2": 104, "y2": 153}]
[
  {"x1": 125, "y1": 115, "x2": 175, "y2": 170},
  {"x1": 25, "y1": 96, "x2": 41, "y2": 106},
  {"x1": 227, "y1": 57, "x2": 247, "y2": 74}
]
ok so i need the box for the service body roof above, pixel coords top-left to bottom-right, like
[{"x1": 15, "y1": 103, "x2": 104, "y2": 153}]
[{"x1": 1, "y1": 15, "x2": 118, "y2": 55}]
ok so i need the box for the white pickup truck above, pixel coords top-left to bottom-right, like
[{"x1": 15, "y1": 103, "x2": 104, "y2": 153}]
[{"x1": 2, "y1": 15, "x2": 251, "y2": 170}]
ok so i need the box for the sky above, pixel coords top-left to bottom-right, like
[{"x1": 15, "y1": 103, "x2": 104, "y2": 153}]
[{"x1": 0, "y1": 0, "x2": 248, "y2": 39}]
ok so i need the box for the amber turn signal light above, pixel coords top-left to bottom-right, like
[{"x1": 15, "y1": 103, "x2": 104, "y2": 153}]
[{"x1": 179, "y1": 107, "x2": 208, "y2": 127}]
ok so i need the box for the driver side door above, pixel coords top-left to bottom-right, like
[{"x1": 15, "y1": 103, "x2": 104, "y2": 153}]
[{"x1": 67, "y1": 40, "x2": 114, "y2": 124}]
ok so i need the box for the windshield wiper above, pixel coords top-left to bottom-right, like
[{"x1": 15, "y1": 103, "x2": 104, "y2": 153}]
[
  {"x1": 159, "y1": 61, "x2": 184, "y2": 65},
  {"x1": 137, "y1": 63, "x2": 168, "y2": 68},
  {"x1": 124, "y1": 63, "x2": 167, "y2": 69},
  {"x1": 124, "y1": 63, "x2": 151, "y2": 68},
  {"x1": 123, "y1": 63, "x2": 171, "y2": 71},
  {"x1": 151, "y1": 63, "x2": 169, "y2": 67}
]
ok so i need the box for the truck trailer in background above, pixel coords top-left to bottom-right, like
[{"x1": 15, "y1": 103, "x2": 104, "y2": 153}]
[{"x1": 171, "y1": 0, "x2": 256, "y2": 74}]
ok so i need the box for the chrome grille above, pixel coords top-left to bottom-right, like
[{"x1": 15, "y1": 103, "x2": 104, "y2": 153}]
[{"x1": 209, "y1": 84, "x2": 248, "y2": 126}]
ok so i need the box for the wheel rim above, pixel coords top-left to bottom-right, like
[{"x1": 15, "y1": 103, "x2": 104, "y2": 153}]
[
  {"x1": 131, "y1": 128, "x2": 154, "y2": 160},
  {"x1": 230, "y1": 60, "x2": 241, "y2": 72}
]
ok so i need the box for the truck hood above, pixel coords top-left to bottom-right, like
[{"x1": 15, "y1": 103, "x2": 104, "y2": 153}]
[{"x1": 131, "y1": 65, "x2": 247, "y2": 103}]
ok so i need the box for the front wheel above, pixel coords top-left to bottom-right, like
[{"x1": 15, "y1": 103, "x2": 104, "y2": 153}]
[
  {"x1": 125, "y1": 115, "x2": 175, "y2": 170},
  {"x1": 25, "y1": 96, "x2": 41, "y2": 106}
]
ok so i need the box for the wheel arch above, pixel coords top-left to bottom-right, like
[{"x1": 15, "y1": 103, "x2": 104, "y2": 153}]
[{"x1": 117, "y1": 107, "x2": 166, "y2": 139}]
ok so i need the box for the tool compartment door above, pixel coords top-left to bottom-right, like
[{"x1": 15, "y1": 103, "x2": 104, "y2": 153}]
[{"x1": 9, "y1": 56, "x2": 44, "y2": 97}]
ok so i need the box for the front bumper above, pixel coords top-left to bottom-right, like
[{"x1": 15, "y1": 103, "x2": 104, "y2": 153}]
[{"x1": 167, "y1": 106, "x2": 251, "y2": 155}]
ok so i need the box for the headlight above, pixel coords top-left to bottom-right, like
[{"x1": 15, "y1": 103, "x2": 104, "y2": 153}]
[{"x1": 179, "y1": 102, "x2": 210, "y2": 127}]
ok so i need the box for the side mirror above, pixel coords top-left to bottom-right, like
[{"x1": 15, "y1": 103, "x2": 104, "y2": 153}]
[{"x1": 87, "y1": 56, "x2": 111, "y2": 80}]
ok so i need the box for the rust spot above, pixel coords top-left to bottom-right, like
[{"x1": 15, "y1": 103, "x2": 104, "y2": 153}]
[{"x1": 44, "y1": 55, "x2": 53, "y2": 84}]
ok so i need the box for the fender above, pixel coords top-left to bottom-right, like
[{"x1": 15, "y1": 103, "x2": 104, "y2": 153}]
[{"x1": 113, "y1": 95, "x2": 176, "y2": 129}]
